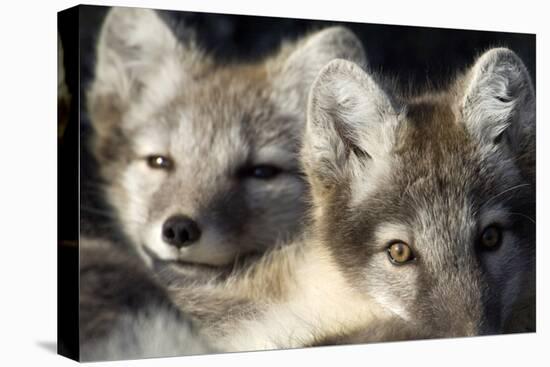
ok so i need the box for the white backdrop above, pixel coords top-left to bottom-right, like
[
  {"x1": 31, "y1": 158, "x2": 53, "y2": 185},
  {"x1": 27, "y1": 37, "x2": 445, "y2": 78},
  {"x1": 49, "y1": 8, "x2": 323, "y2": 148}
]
[{"x1": 0, "y1": 0, "x2": 546, "y2": 366}]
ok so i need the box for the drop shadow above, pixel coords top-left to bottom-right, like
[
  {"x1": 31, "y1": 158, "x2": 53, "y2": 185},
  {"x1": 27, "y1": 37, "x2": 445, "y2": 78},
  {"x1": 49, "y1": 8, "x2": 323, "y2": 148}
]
[{"x1": 36, "y1": 340, "x2": 57, "y2": 354}]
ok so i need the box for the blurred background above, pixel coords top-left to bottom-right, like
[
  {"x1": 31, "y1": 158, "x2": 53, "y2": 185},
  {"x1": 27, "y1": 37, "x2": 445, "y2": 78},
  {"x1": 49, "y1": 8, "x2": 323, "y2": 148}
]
[
  {"x1": 73, "y1": 5, "x2": 535, "y2": 91},
  {"x1": 58, "y1": 5, "x2": 535, "y2": 238}
]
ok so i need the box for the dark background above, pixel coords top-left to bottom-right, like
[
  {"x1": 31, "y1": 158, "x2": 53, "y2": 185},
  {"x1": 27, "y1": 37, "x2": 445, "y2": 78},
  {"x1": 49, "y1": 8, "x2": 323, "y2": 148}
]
[
  {"x1": 75, "y1": 5, "x2": 536, "y2": 95},
  {"x1": 73, "y1": 5, "x2": 536, "y2": 146},
  {"x1": 62, "y1": 5, "x2": 537, "y2": 238}
]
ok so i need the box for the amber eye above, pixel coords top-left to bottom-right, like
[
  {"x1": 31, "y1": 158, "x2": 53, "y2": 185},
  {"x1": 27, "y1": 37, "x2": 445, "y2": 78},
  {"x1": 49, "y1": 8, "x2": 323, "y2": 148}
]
[
  {"x1": 479, "y1": 225, "x2": 502, "y2": 249},
  {"x1": 146, "y1": 155, "x2": 173, "y2": 170},
  {"x1": 387, "y1": 241, "x2": 415, "y2": 265}
]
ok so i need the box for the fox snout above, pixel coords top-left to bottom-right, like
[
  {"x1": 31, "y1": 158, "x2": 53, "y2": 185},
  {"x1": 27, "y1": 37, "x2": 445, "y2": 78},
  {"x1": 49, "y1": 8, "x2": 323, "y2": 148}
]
[
  {"x1": 428, "y1": 314, "x2": 501, "y2": 338},
  {"x1": 161, "y1": 215, "x2": 202, "y2": 249},
  {"x1": 422, "y1": 273, "x2": 504, "y2": 338}
]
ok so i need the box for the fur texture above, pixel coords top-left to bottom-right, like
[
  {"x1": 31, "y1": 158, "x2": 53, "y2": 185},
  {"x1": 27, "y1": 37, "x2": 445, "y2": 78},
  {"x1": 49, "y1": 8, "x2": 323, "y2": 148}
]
[
  {"x1": 87, "y1": 7, "x2": 366, "y2": 266},
  {"x1": 304, "y1": 48, "x2": 535, "y2": 336},
  {"x1": 79, "y1": 237, "x2": 213, "y2": 361},
  {"x1": 156, "y1": 47, "x2": 535, "y2": 351},
  {"x1": 81, "y1": 7, "x2": 369, "y2": 360},
  {"x1": 84, "y1": 9, "x2": 534, "y2": 353}
]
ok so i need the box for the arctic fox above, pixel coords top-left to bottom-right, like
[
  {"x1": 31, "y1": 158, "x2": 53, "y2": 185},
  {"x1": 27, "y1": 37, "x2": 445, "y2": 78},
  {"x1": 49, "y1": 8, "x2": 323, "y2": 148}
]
[
  {"x1": 80, "y1": 7, "x2": 368, "y2": 360},
  {"x1": 87, "y1": 7, "x2": 366, "y2": 266},
  {"x1": 157, "y1": 47, "x2": 535, "y2": 352}
]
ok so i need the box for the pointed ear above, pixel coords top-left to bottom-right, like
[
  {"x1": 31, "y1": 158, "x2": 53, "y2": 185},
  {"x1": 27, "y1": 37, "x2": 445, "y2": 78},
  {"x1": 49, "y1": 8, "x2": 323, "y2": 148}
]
[
  {"x1": 303, "y1": 59, "x2": 397, "y2": 193},
  {"x1": 461, "y1": 48, "x2": 535, "y2": 149},
  {"x1": 275, "y1": 26, "x2": 366, "y2": 109},
  {"x1": 87, "y1": 7, "x2": 180, "y2": 134}
]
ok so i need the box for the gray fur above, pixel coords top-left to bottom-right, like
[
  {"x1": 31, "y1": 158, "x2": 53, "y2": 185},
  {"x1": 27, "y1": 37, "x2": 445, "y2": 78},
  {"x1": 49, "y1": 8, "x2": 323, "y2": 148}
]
[
  {"x1": 81, "y1": 7, "x2": 369, "y2": 359},
  {"x1": 155, "y1": 48, "x2": 534, "y2": 352},
  {"x1": 84, "y1": 9, "x2": 535, "y2": 355},
  {"x1": 79, "y1": 237, "x2": 214, "y2": 361},
  {"x1": 87, "y1": 7, "x2": 366, "y2": 266},
  {"x1": 81, "y1": 304, "x2": 212, "y2": 361},
  {"x1": 304, "y1": 50, "x2": 535, "y2": 336}
]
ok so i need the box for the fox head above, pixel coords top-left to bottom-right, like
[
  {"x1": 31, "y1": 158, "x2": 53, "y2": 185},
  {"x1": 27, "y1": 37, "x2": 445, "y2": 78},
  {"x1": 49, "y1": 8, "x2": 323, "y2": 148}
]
[
  {"x1": 87, "y1": 7, "x2": 366, "y2": 266},
  {"x1": 304, "y1": 49, "x2": 535, "y2": 336}
]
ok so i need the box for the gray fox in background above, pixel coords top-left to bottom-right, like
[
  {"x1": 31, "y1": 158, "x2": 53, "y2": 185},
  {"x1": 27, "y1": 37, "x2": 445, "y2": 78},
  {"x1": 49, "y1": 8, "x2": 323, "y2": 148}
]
[
  {"x1": 81, "y1": 6, "x2": 367, "y2": 360},
  {"x1": 87, "y1": 7, "x2": 366, "y2": 267},
  {"x1": 156, "y1": 47, "x2": 535, "y2": 352}
]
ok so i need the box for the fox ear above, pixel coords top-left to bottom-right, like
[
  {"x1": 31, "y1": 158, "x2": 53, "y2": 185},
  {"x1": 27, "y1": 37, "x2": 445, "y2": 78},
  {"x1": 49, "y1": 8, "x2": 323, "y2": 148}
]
[
  {"x1": 303, "y1": 59, "x2": 397, "y2": 193},
  {"x1": 275, "y1": 27, "x2": 366, "y2": 110},
  {"x1": 87, "y1": 8, "x2": 180, "y2": 133},
  {"x1": 93, "y1": 7, "x2": 178, "y2": 98},
  {"x1": 462, "y1": 48, "x2": 535, "y2": 149}
]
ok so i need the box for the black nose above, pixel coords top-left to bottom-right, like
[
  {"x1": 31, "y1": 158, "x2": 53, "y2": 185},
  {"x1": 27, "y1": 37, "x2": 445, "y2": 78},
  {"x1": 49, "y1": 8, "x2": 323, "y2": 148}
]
[{"x1": 162, "y1": 215, "x2": 201, "y2": 249}]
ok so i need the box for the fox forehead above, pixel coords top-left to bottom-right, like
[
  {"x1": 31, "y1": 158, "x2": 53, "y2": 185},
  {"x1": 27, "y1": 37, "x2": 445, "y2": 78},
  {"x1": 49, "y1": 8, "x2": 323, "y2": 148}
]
[
  {"x1": 396, "y1": 98, "x2": 474, "y2": 167},
  {"x1": 373, "y1": 96, "x2": 526, "y2": 234},
  {"x1": 126, "y1": 62, "x2": 301, "y2": 156}
]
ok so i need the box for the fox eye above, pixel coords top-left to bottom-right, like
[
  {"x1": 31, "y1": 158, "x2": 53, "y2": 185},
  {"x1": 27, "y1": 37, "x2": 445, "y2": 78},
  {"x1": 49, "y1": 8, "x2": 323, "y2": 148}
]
[
  {"x1": 479, "y1": 225, "x2": 502, "y2": 250},
  {"x1": 239, "y1": 165, "x2": 282, "y2": 180},
  {"x1": 146, "y1": 155, "x2": 173, "y2": 170},
  {"x1": 387, "y1": 241, "x2": 415, "y2": 265}
]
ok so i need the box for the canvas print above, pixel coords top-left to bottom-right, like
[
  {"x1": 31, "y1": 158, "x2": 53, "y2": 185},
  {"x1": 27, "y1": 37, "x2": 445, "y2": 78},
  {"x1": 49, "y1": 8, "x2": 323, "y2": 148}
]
[{"x1": 57, "y1": 4, "x2": 536, "y2": 362}]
